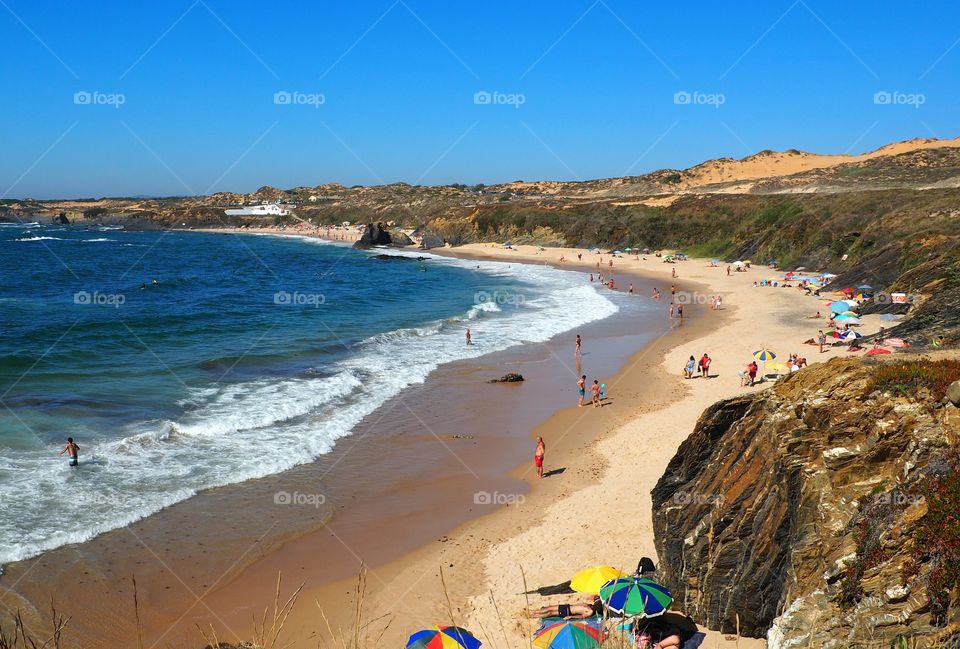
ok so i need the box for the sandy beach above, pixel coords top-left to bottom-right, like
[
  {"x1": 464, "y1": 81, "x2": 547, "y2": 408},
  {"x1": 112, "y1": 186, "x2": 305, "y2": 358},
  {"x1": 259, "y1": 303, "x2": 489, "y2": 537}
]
[{"x1": 205, "y1": 234, "x2": 883, "y2": 648}]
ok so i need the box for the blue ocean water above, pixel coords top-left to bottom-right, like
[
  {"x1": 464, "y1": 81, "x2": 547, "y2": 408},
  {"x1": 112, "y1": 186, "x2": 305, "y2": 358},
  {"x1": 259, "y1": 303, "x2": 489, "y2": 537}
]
[{"x1": 0, "y1": 223, "x2": 625, "y2": 564}]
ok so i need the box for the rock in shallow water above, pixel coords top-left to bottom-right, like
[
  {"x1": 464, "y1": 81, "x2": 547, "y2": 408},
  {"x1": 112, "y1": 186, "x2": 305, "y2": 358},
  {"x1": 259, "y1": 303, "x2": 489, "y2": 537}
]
[{"x1": 489, "y1": 373, "x2": 524, "y2": 383}]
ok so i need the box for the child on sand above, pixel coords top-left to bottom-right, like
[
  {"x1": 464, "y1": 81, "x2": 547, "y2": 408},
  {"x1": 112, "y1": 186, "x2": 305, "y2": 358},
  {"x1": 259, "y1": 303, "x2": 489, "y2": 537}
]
[
  {"x1": 534, "y1": 436, "x2": 545, "y2": 479},
  {"x1": 591, "y1": 380, "x2": 601, "y2": 407}
]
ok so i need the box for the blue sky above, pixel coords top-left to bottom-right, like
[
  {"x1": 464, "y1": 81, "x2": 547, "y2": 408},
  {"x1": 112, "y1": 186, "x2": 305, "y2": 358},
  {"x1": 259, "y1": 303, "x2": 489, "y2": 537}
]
[{"x1": 2, "y1": 1, "x2": 958, "y2": 198}]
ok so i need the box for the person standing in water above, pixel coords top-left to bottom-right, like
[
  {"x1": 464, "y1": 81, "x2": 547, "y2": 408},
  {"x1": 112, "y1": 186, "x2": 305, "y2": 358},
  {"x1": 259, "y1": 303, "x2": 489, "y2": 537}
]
[
  {"x1": 59, "y1": 437, "x2": 80, "y2": 467},
  {"x1": 534, "y1": 436, "x2": 546, "y2": 479},
  {"x1": 575, "y1": 335, "x2": 582, "y2": 358},
  {"x1": 466, "y1": 328, "x2": 472, "y2": 345}
]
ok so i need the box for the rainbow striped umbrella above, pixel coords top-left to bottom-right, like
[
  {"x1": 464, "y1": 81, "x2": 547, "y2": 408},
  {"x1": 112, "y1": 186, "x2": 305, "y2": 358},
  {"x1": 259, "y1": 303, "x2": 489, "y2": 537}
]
[
  {"x1": 406, "y1": 626, "x2": 482, "y2": 649},
  {"x1": 599, "y1": 577, "x2": 673, "y2": 617},
  {"x1": 533, "y1": 618, "x2": 603, "y2": 649}
]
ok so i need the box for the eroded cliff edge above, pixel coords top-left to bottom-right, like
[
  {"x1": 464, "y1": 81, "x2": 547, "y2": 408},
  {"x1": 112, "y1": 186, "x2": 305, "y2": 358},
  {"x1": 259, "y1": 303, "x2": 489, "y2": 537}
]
[{"x1": 652, "y1": 357, "x2": 960, "y2": 647}]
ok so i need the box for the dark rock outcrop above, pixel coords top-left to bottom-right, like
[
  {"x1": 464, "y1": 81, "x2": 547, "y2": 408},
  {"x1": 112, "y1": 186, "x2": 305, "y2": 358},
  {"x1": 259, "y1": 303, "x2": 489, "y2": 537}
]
[
  {"x1": 489, "y1": 373, "x2": 524, "y2": 383},
  {"x1": 54, "y1": 212, "x2": 70, "y2": 224},
  {"x1": 353, "y1": 222, "x2": 392, "y2": 249},
  {"x1": 652, "y1": 358, "x2": 960, "y2": 647},
  {"x1": 418, "y1": 231, "x2": 445, "y2": 249},
  {"x1": 390, "y1": 230, "x2": 414, "y2": 246}
]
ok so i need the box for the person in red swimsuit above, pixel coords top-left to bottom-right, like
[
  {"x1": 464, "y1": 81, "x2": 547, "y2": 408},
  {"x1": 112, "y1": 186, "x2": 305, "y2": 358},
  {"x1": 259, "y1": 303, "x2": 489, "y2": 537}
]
[{"x1": 534, "y1": 436, "x2": 546, "y2": 478}]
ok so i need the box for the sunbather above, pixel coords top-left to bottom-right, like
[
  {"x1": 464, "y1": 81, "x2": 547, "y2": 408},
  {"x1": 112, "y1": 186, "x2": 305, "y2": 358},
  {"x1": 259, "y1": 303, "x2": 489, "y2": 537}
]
[{"x1": 526, "y1": 597, "x2": 603, "y2": 620}]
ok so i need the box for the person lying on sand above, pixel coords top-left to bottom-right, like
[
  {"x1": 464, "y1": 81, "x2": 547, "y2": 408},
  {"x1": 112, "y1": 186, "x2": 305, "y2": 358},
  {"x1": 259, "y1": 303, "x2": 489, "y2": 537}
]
[
  {"x1": 633, "y1": 619, "x2": 682, "y2": 649},
  {"x1": 526, "y1": 597, "x2": 603, "y2": 620}
]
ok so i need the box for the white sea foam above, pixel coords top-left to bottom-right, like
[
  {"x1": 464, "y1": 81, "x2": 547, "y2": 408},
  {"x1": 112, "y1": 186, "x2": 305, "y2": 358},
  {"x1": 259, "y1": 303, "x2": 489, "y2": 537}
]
[{"x1": 16, "y1": 236, "x2": 64, "y2": 241}]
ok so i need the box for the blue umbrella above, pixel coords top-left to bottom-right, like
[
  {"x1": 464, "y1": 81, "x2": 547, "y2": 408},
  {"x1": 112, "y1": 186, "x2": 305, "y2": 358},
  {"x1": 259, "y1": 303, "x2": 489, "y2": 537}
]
[{"x1": 830, "y1": 301, "x2": 849, "y2": 314}]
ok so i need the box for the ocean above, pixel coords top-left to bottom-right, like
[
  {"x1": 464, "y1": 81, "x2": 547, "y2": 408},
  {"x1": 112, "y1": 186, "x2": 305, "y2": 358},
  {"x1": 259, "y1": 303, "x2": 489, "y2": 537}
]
[{"x1": 0, "y1": 223, "x2": 630, "y2": 565}]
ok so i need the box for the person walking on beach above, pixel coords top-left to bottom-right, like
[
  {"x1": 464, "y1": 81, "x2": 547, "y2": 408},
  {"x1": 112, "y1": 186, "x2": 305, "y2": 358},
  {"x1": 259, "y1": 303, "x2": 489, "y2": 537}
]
[
  {"x1": 671, "y1": 284, "x2": 676, "y2": 298},
  {"x1": 698, "y1": 353, "x2": 711, "y2": 379},
  {"x1": 575, "y1": 334, "x2": 582, "y2": 358},
  {"x1": 817, "y1": 330, "x2": 826, "y2": 353},
  {"x1": 59, "y1": 437, "x2": 80, "y2": 467},
  {"x1": 591, "y1": 380, "x2": 601, "y2": 407},
  {"x1": 677, "y1": 304, "x2": 683, "y2": 323},
  {"x1": 727, "y1": 265, "x2": 731, "y2": 276},
  {"x1": 534, "y1": 436, "x2": 546, "y2": 479},
  {"x1": 685, "y1": 355, "x2": 696, "y2": 379},
  {"x1": 671, "y1": 267, "x2": 677, "y2": 278},
  {"x1": 466, "y1": 328, "x2": 472, "y2": 346},
  {"x1": 577, "y1": 375, "x2": 587, "y2": 407},
  {"x1": 668, "y1": 302, "x2": 674, "y2": 319}
]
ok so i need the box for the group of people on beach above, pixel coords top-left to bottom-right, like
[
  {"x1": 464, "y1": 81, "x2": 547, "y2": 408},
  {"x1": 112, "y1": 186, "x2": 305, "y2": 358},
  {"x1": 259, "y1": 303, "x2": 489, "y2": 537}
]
[{"x1": 683, "y1": 353, "x2": 712, "y2": 379}]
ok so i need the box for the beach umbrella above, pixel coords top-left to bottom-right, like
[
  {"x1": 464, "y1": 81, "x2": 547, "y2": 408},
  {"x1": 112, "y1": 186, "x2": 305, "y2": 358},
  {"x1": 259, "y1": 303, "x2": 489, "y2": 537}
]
[
  {"x1": 866, "y1": 347, "x2": 892, "y2": 356},
  {"x1": 533, "y1": 619, "x2": 603, "y2": 649},
  {"x1": 838, "y1": 316, "x2": 862, "y2": 325},
  {"x1": 821, "y1": 272, "x2": 837, "y2": 279},
  {"x1": 570, "y1": 566, "x2": 626, "y2": 594},
  {"x1": 827, "y1": 331, "x2": 843, "y2": 338},
  {"x1": 407, "y1": 626, "x2": 481, "y2": 649},
  {"x1": 796, "y1": 266, "x2": 808, "y2": 271},
  {"x1": 843, "y1": 299, "x2": 860, "y2": 307},
  {"x1": 841, "y1": 330, "x2": 863, "y2": 340},
  {"x1": 753, "y1": 349, "x2": 776, "y2": 374},
  {"x1": 880, "y1": 314, "x2": 899, "y2": 321},
  {"x1": 840, "y1": 310, "x2": 859, "y2": 317},
  {"x1": 600, "y1": 577, "x2": 673, "y2": 617},
  {"x1": 830, "y1": 301, "x2": 849, "y2": 314},
  {"x1": 858, "y1": 284, "x2": 873, "y2": 290}
]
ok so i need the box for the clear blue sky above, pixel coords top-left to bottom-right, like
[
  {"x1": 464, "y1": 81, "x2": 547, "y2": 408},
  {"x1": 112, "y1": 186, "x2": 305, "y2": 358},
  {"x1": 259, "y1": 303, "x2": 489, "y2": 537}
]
[{"x1": 3, "y1": 0, "x2": 958, "y2": 199}]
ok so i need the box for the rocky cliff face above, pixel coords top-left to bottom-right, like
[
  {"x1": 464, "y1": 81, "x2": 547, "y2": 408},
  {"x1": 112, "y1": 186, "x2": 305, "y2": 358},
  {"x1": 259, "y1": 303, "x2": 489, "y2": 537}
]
[{"x1": 651, "y1": 358, "x2": 960, "y2": 647}]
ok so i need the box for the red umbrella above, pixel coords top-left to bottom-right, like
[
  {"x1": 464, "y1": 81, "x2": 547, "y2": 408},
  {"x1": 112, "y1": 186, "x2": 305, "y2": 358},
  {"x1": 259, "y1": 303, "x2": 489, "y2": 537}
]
[{"x1": 866, "y1": 348, "x2": 892, "y2": 355}]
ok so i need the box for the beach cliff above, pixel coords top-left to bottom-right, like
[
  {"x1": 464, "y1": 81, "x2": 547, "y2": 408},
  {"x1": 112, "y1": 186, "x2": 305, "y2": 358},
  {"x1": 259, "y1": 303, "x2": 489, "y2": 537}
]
[{"x1": 651, "y1": 357, "x2": 960, "y2": 646}]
